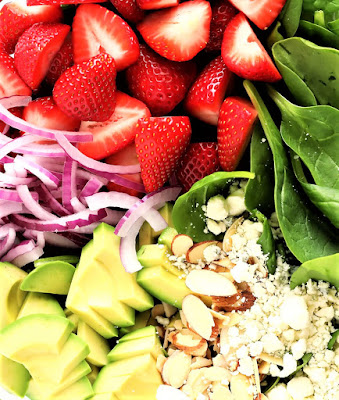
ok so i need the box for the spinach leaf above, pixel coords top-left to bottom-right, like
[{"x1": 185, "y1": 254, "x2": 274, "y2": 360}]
[
  {"x1": 328, "y1": 18, "x2": 339, "y2": 34},
  {"x1": 267, "y1": 21, "x2": 285, "y2": 48},
  {"x1": 279, "y1": 0, "x2": 303, "y2": 37},
  {"x1": 291, "y1": 154, "x2": 339, "y2": 228},
  {"x1": 301, "y1": 0, "x2": 339, "y2": 24},
  {"x1": 245, "y1": 123, "x2": 275, "y2": 216},
  {"x1": 328, "y1": 330, "x2": 339, "y2": 350},
  {"x1": 172, "y1": 171, "x2": 254, "y2": 242},
  {"x1": 290, "y1": 253, "x2": 339, "y2": 290},
  {"x1": 263, "y1": 377, "x2": 280, "y2": 394},
  {"x1": 272, "y1": 38, "x2": 339, "y2": 108},
  {"x1": 268, "y1": 88, "x2": 339, "y2": 190},
  {"x1": 298, "y1": 20, "x2": 339, "y2": 49},
  {"x1": 294, "y1": 353, "x2": 313, "y2": 373},
  {"x1": 244, "y1": 81, "x2": 339, "y2": 263}
]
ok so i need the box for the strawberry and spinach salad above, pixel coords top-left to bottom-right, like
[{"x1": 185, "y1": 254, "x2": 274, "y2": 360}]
[{"x1": 0, "y1": 0, "x2": 338, "y2": 399}]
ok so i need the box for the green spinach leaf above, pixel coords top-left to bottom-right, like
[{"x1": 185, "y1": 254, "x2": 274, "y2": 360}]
[
  {"x1": 268, "y1": 88, "x2": 339, "y2": 190},
  {"x1": 244, "y1": 81, "x2": 339, "y2": 263},
  {"x1": 290, "y1": 253, "x2": 339, "y2": 290},
  {"x1": 294, "y1": 353, "x2": 313, "y2": 373},
  {"x1": 172, "y1": 171, "x2": 254, "y2": 242},
  {"x1": 279, "y1": 0, "x2": 303, "y2": 37},
  {"x1": 328, "y1": 330, "x2": 339, "y2": 350},
  {"x1": 328, "y1": 18, "x2": 339, "y2": 34},
  {"x1": 302, "y1": 0, "x2": 339, "y2": 24},
  {"x1": 297, "y1": 20, "x2": 339, "y2": 49}
]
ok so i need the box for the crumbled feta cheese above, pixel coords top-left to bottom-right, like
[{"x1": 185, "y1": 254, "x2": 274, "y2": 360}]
[
  {"x1": 287, "y1": 377, "x2": 314, "y2": 400},
  {"x1": 224, "y1": 192, "x2": 246, "y2": 217},
  {"x1": 205, "y1": 195, "x2": 228, "y2": 221},
  {"x1": 280, "y1": 295, "x2": 310, "y2": 330},
  {"x1": 206, "y1": 219, "x2": 224, "y2": 236},
  {"x1": 266, "y1": 384, "x2": 292, "y2": 400},
  {"x1": 238, "y1": 356, "x2": 254, "y2": 376},
  {"x1": 291, "y1": 339, "x2": 307, "y2": 361},
  {"x1": 270, "y1": 353, "x2": 297, "y2": 378},
  {"x1": 203, "y1": 245, "x2": 221, "y2": 263},
  {"x1": 261, "y1": 333, "x2": 285, "y2": 354}
]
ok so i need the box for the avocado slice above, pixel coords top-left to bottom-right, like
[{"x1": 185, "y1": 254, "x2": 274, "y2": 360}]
[
  {"x1": 118, "y1": 326, "x2": 157, "y2": 343},
  {"x1": 158, "y1": 226, "x2": 178, "y2": 250},
  {"x1": 0, "y1": 314, "x2": 73, "y2": 362},
  {"x1": 77, "y1": 320, "x2": 110, "y2": 367},
  {"x1": 87, "y1": 363, "x2": 99, "y2": 385},
  {"x1": 30, "y1": 377, "x2": 93, "y2": 400},
  {"x1": 18, "y1": 292, "x2": 65, "y2": 319},
  {"x1": 20, "y1": 261, "x2": 76, "y2": 295},
  {"x1": 0, "y1": 355, "x2": 30, "y2": 397},
  {"x1": 67, "y1": 312, "x2": 80, "y2": 333},
  {"x1": 119, "y1": 310, "x2": 150, "y2": 336},
  {"x1": 34, "y1": 255, "x2": 80, "y2": 268},
  {"x1": 91, "y1": 394, "x2": 118, "y2": 400},
  {"x1": 137, "y1": 244, "x2": 182, "y2": 276}
]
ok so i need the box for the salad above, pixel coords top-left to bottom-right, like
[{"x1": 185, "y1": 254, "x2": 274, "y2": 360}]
[{"x1": 0, "y1": 0, "x2": 338, "y2": 399}]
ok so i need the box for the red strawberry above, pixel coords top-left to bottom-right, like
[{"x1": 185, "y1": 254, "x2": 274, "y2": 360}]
[
  {"x1": 126, "y1": 44, "x2": 196, "y2": 116},
  {"x1": 228, "y1": 0, "x2": 286, "y2": 30},
  {"x1": 0, "y1": 107, "x2": 23, "y2": 134},
  {"x1": 106, "y1": 142, "x2": 142, "y2": 197},
  {"x1": 177, "y1": 142, "x2": 220, "y2": 191},
  {"x1": 45, "y1": 34, "x2": 73, "y2": 86},
  {"x1": 53, "y1": 53, "x2": 117, "y2": 122},
  {"x1": 221, "y1": 13, "x2": 281, "y2": 82},
  {"x1": 72, "y1": 4, "x2": 140, "y2": 71},
  {"x1": 217, "y1": 96, "x2": 258, "y2": 171},
  {"x1": 205, "y1": 0, "x2": 238, "y2": 52},
  {"x1": 22, "y1": 97, "x2": 80, "y2": 132},
  {"x1": 78, "y1": 91, "x2": 151, "y2": 160},
  {"x1": 136, "y1": 0, "x2": 179, "y2": 10},
  {"x1": 0, "y1": 2, "x2": 63, "y2": 54},
  {"x1": 14, "y1": 23, "x2": 70, "y2": 90},
  {"x1": 135, "y1": 116, "x2": 191, "y2": 192},
  {"x1": 185, "y1": 55, "x2": 233, "y2": 126},
  {"x1": 0, "y1": 50, "x2": 32, "y2": 98},
  {"x1": 137, "y1": 0, "x2": 212, "y2": 62},
  {"x1": 109, "y1": 0, "x2": 145, "y2": 23},
  {"x1": 27, "y1": 0, "x2": 105, "y2": 5}
]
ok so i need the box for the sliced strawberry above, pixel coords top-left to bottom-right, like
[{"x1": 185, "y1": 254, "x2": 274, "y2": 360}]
[
  {"x1": 45, "y1": 34, "x2": 73, "y2": 86},
  {"x1": 126, "y1": 44, "x2": 196, "y2": 116},
  {"x1": 14, "y1": 23, "x2": 70, "y2": 90},
  {"x1": 205, "y1": 0, "x2": 238, "y2": 52},
  {"x1": 109, "y1": 0, "x2": 145, "y2": 23},
  {"x1": 185, "y1": 55, "x2": 233, "y2": 126},
  {"x1": 0, "y1": 50, "x2": 32, "y2": 98},
  {"x1": 228, "y1": 0, "x2": 286, "y2": 30},
  {"x1": 217, "y1": 96, "x2": 258, "y2": 171},
  {"x1": 136, "y1": 0, "x2": 179, "y2": 10},
  {"x1": 77, "y1": 91, "x2": 151, "y2": 160},
  {"x1": 0, "y1": 2, "x2": 63, "y2": 54},
  {"x1": 221, "y1": 13, "x2": 281, "y2": 82},
  {"x1": 53, "y1": 53, "x2": 117, "y2": 122},
  {"x1": 177, "y1": 142, "x2": 220, "y2": 192},
  {"x1": 135, "y1": 116, "x2": 191, "y2": 192},
  {"x1": 72, "y1": 4, "x2": 140, "y2": 70},
  {"x1": 27, "y1": 0, "x2": 105, "y2": 5},
  {"x1": 0, "y1": 107, "x2": 23, "y2": 134},
  {"x1": 106, "y1": 142, "x2": 143, "y2": 197},
  {"x1": 137, "y1": 0, "x2": 212, "y2": 62}
]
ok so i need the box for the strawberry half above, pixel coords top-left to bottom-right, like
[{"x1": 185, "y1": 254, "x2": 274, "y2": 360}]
[
  {"x1": 45, "y1": 34, "x2": 73, "y2": 86},
  {"x1": 135, "y1": 116, "x2": 191, "y2": 192},
  {"x1": 221, "y1": 13, "x2": 281, "y2": 82},
  {"x1": 185, "y1": 55, "x2": 233, "y2": 126},
  {"x1": 109, "y1": 0, "x2": 145, "y2": 23},
  {"x1": 205, "y1": 0, "x2": 238, "y2": 52},
  {"x1": 126, "y1": 44, "x2": 196, "y2": 116},
  {"x1": 177, "y1": 142, "x2": 220, "y2": 192},
  {"x1": 78, "y1": 91, "x2": 151, "y2": 160},
  {"x1": 27, "y1": 0, "x2": 105, "y2": 4},
  {"x1": 14, "y1": 23, "x2": 70, "y2": 90},
  {"x1": 228, "y1": 0, "x2": 286, "y2": 30},
  {"x1": 137, "y1": 0, "x2": 212, "y2": 62},
  {"x1": 136, "y1": 0, "x2": 179, "y2": 10},
  {"x1": 0, "y1": 50, "x2": 32, "y2": 98},
  {"x1": 72, "y1": 4, "x2": 140, "y2": 70},
  {"x1": 217, "y1": 96, "x2": 258, "y2": 171},
  {"x1": 53, "y1": 53, "x2": 117, "y2": 123},
  {"x1": 0, "y1": 2, "x2": 63, "y2": 54}
]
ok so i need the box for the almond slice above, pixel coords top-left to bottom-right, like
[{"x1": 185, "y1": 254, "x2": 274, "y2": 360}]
[
  {"x1": 223, "y1": 217, "x2": 243, "y2": 252},
  {"x1": 171, "y1": 331, "x2": 208, "y2": 356},
  {"x1": 162, "y1": 350, "x2": 192, "y2": 389},
  {"x1": 211, "y1": 290, "x2": 256, "y2": 312},
  {"x1": 230, "y1": 374, "x2": 253, "y2": 400},
  {"x1": 182, "y1": 295, "x2": 215, "y2": 340},
  {"x1": 259, "y1": 353, "x2": 284, "y2": 366},
  {"x1": 212, "y1": 257, "x2": 235, "y2": 269},
  {"x1": 253, "y1": 358, "x2": 261, "y2": 395},
  {"x1": 171, "y1": 234, "x2": 194, "y2": 257},
  {"x1": 156, "y1": 385, "x2": 191, "y2": 400},
  {"x1": 185, "y1": 269, "x2": 238, "y2": 297},
  {"x1": 186, "y1": 240, "x2": 218, "y2": 263}
]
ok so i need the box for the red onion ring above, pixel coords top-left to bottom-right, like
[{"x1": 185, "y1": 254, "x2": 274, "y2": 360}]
[
  {"x1": 119, "y1": 217, "x2": 145, "y2": 273},
  {"x1": 0, "y1": 228, "x2": 16, "y2": 258}
]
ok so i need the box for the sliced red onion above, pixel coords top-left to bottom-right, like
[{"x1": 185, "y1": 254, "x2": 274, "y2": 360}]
[
  {"x1": 0, "y1": 96, "x2": 92, "y2": 143},
  {"x1": 115, "y1": 186, "x2": 181, "y2": 237},
  {"x1": 0, "y1": 200, "x2": 23, "y2": 218},
  {"x1": 70, "y1": 197, "x2": 86, "y2": 212},
  {"x1": 0, "y1": 155, "x2": 14, "y2": 164},
  {"x1": 1, "y1": 239, "x2": 35, "y2": 263},
  {"x1": 0, "y1": 172, "x2": 35, "y2": 186},
  {"x1": 62, "y1": 157, "x2": 78, "y2": 212},
  {"x1": 79, "y1": 177, "x2": 104, "y2": 199},
  {"x1": 0, "y1": 188, "x2": 38, "y2": 202},
  {"x1": 12, "y1": 245, "x2": 44, "y2": 268},
  {"x1": 119, "y1": 217, "x2": 145, "y2": 273},
  {"x1": 101, "y1": 208, "x2": 125, "y2": 226},
  {"x1": 0, "y1": 228, "x2": 16, "y2": 258},
  {"x1": 85, "y1": 192, "x2": 139, "y2": 210},
  {"x1": 0, "y1": 134, "x2": 42, "y2": 161},
  {"x1": 16, "y1": 185, "x2": 57, "y2": 220},
  {"x1": 43, "y1": 232, "x2": 83, "y2": 248},
  {"x1": 36, "y1": 185, "x2": 71, "y2": 217}
]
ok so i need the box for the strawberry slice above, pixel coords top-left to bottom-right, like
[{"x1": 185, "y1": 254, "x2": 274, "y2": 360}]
[
  {"x1": 45, "y1": 34, "x2": 73, "y2": 86},
  {"x1": 72, "y1": 4, "x2": 140, "y2": 70},
  {"x1": 0, "y1": 50, "x2": 32, "y2": 98},
  {"x1": 126, "y1": 44, "x2": 196, "y2": 116},
  {"x1": 77, "y1": 92, "x2": 151, "y2": 160},
  {"x1": 185, "y1": 55, "x2": 233, "y2": 126},
  {"x1": 14, "y1": 23, "x2": 70, "y2": 90},
  {"x1": 228, "y1": 0, "x2": 286, "y2": 30},
  {"x1": 106, "y1": 142, "x2": 142, "y2": 197},
  {"x1": 221, "y1": 13, "x2": 281, "y2": 82},
  {"x1": 136, "y1": 0, "x2": 179, "y2": 10},
  {"x1": 177, "y1": 142, "x2": 220, "y2": 192},
  {"x1": 205, "y1": 0, "x2": 238, "y2": 52},
  {"x1": 27, "y1": 0, "x2": 105, "y2": 4},
  {"x1": 135, "y1": 116, "x2": 191, "y2": 192},
  {"x1": 137, "y1": 0, "x2": 212, "y2": 61},
  {"x1": 0, "y1": 107, "x2": 23, "y2": 134},
  {"x1": 0, "y1": 2, "x2": 63, "y2": 54},
  {"x1": 217, "y1": 96, "x2": 258, "y2": 171},
  {"x1": 109, "y1": 0, "x2": 145, "y2": 23},
  {"x1": 53, "y1": 53, "x2": 117, "y2": 122}
]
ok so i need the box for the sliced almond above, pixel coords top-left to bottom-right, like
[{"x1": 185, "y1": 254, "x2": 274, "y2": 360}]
[
  {"x1": 186, "y1": 241, "x2": 218, "y2": 264},
  {"x1": 258, "y1": 360, "x2": 270, "y2": 375},
  {"x1": 171, "y1": 329, "x2": 206, "y2": 354},
  {"x1": 259, "y1": 353, "x2": 284, "y2": 366},
  {"x1": 191, "y1": 356, "x2": 213, "y2": 370},
  {"x1": 151, "y1": 304, "x2": 165, "y2": 318},
  {"x1": 223, "y1": 217, "x2": 243, "y2": 252},
  {"x1": 230, "y1": 374, "x2": 253, "y2": 400},
  {"x1": 185, "y1": 269, "x2": 238, "y2": 297},
  {"x1": 212, "y1": 290, "x2": 256, "y2": 312},
  {"x1": 171, "y1": 234, "x2": 194, "y2": 257},
  {"x1": 213, "y1": 257, "x2": 235, "y2": 269},
  {"x1": 182, "y1": 295, "x2": 215, "y2": 340},
  {"x1": 210, "y1": 383, "x2": 234, "y2": 400},
  {"x1": 156, "y1": 385, "x2": 191, "y2": 400},
  {"x1": 156, "y1": 354, "x2": 167, "y2": 373},
  {"x1": 162, "y1": 350, "x2": 192, "y2": 389},
  {"x1": 253, "y1": 358, "x2": 261, "y2": 395},
  {"x1": 182, "y1": 369, "x2": 211, "y2": 399},
  {"x1": 203, "y1": 366, "x2": 232, "y2": 382},
  {"x1": 210, "y1": 309, "x2": 231, "y2": 323},
  {"x1": 162, "y1": 302, "x2": 177, "y2": 318},
  {"x1": 225, "y1": 312, "x2": 245, "y2": 327}
]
